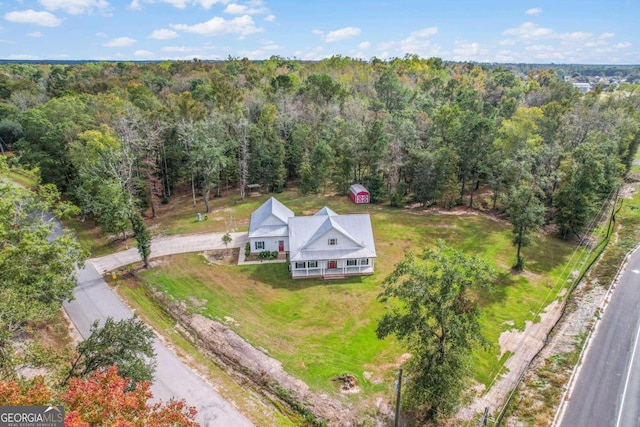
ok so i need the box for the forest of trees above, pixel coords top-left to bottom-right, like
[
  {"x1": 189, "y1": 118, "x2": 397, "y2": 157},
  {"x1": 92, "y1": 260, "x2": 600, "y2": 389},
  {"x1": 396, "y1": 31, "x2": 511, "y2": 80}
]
[{"x1": 1, "y1": 56, "x2": 639, "y2": 269}]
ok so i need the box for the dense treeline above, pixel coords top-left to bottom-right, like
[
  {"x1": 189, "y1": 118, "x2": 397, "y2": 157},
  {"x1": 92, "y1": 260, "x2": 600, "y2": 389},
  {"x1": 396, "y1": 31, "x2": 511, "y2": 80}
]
[{"x1": 1, "y1": 56, "x2": 638, "y2": 267}]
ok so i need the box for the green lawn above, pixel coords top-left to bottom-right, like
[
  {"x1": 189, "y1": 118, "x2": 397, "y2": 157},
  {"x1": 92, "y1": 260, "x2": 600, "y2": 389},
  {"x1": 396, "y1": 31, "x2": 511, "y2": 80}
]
[{"x1": 128, "y1": 191, "x2": 583, "y2": 408}]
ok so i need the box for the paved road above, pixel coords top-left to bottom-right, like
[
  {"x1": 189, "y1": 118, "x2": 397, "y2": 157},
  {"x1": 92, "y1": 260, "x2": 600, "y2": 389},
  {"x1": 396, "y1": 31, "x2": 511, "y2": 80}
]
[
  {"x1": 558, "y1": 246, "x2": 640, "y2": 427},
  {"x1": 64, "y1": 233, "x2": 253, "y2": 427}
]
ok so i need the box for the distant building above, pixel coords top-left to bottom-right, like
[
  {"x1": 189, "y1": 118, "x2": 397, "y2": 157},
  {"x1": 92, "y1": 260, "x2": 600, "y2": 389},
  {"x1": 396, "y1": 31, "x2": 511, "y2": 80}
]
[
  {"x1": 573, "y1": 82, "x2": 593, "y2": 93},
  {"x1": 349, "y1": 184, "x2": 370, "y2": 204}
]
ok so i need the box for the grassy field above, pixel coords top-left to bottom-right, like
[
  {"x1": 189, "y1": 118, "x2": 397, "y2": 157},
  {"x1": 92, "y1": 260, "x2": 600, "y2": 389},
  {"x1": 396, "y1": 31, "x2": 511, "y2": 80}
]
[{"x1": 117, "y1": 189, "x2": 584, "y2": 412}]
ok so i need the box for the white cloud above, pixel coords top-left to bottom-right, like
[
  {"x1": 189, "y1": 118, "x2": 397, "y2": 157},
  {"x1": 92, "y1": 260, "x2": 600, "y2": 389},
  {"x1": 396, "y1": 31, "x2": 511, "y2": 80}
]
[
  {"x1": 376, "y1": 41, "x2": 394, "y2": 51},
  {"x1": 238, "y1": 40, "x2": 282, "y2": 59},
  {"x1": 155, "y1": 0, "x2": 188, "y2": 7},
  {"x1": 197, "y1": 0, "x2": 227, "y2": 8},
  {"x1": 134, "y1": 49, "x2": 155, "y2": 57},
  {"x1": 129, "y1": 0, "x2": 227, "y2": 9},
  {"x1": 27, "y1": 31, "x2": 43, "y2": 37},
  {"x1": 7, "y1": 54, "x2": 41, "y2": 60},
  {"x1": 615, "y1": 42, "x2": 631, "y2": 48},
  {"x1": 96, "y1": 31, "x2": 107, "y2": 37},
  {"x1": 4, "y1": 9, "x2": 62, "y2": 27},
  {"x1": 264, "y1": 14, "x2": 275, "y2": 22},
  {"x1": 412, "y1": 27, "x2": 438, "y2": 38},
  {"x1": 293, "y1": 45, "x2": 325, "y2": 60},
  {"x1": 161, "y1": 44, "x2": 216, "y2": 52},
  {"x1": 149, "y1": 28, "x2": 178, "y2": 39},
  {"x1": 503, "y1": 22, "x2": 553, "y2": 40},
  {"x1": 162, "y1": 45, "x2": 201, "y2": 52},
  {"x1": 600, "y1": 32, "x2": 615, "y2": 39},
  {"x1": 224, "y1": 3, "x2": 267, "y2": 15},
  {"x1": 525, "y1": 7, "x2": 542, "y2": 16},
  {"x1": 358, "y1": 41, "x2": 370, "y2": 49},
  {"x1": 399, "y1": 27, "x2": 441, "y2": 56},
  {"x1": 159, "y1": 43, "x2": 220, "y2": 59},
  {"x1": 325, "y1": 27, "x2": 360, "y2": 42},
  {"x1": 561, "y1": 31, "x2": 592, "y2": 41},
  {"x1": 314, "y1": 27, "x2": 361, "y2": 43},
  {"x1": 39, "y1": 0, "x2": 109, "y2": 15},
  {"x1": 258, "y1": 39, "x2": 281, "y2": 50},
  {"x1": 104, "y1": 36, "x2": 136, "y2": 47},
  {"x1": 170, "y1": 15, "x2": 263, "y2": 37},
  {"x1": 452, "y1": 40, "x2": 488, "y2": 61}
]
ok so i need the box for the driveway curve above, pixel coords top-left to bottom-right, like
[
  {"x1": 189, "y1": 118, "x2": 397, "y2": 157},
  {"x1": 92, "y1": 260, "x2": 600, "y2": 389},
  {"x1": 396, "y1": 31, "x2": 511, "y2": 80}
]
[
  {"x1": 64, "y1": 231, "x2": 253, "y2": 427},
  {"x1": 89, "y1": 231, "x2": 247, "y2": 273}
]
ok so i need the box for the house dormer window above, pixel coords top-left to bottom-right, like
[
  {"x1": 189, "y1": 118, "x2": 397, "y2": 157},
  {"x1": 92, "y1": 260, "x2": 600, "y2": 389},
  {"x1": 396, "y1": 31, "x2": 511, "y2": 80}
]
[{"x1": 328, "y1": 238, "x2": 337, "y2": 246}]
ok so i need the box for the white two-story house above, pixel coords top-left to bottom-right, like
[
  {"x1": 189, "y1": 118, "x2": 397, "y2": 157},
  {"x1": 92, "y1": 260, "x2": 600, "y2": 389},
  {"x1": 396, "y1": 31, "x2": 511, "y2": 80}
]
[{"x1": 248, "y1": 198, "x2": 377, "y2": 279}]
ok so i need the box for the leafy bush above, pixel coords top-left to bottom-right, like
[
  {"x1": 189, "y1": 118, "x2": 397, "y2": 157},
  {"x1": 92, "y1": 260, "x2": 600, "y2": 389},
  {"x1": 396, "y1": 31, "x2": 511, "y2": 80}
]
[{"x1": 258, "y1": 251, "x2": 278, "y2": 260}]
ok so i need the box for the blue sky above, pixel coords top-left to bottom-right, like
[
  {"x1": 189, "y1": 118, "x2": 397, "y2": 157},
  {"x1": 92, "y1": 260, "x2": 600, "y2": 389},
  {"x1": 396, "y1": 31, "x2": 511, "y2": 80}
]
[{"x1": 0, "y1": 0, "x2": 638, "y2": 63}]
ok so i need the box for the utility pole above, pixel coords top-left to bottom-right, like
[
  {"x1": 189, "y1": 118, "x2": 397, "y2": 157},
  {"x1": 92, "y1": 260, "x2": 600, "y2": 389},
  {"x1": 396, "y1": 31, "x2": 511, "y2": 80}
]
[
  {"x1": 394, "y1": 367, "x2": 403, "y2": 427},
  {"x1": 606, "y1": 185, "x2": 621, "y2": 238},
  {"x1": 476, "y1": 407, "x2": 495, "y2": 427}
]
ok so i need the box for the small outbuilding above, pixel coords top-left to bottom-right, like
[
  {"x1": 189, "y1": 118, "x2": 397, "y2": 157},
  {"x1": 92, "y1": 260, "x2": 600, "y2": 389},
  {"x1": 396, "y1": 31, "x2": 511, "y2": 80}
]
[{"x1": 349, "y1": 184, "x2": 370, "y2": 204}]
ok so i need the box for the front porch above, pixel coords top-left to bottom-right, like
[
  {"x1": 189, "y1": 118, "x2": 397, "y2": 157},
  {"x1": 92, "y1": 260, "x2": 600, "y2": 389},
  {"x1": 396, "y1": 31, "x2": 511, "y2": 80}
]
[{"x1": 291, "y1": 264, "x2": 374, "y2": 279}]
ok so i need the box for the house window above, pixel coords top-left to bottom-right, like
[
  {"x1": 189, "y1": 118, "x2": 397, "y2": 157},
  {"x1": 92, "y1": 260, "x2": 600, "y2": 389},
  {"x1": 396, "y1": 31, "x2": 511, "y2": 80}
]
[
  {"x1": 360, "y1": 259, "x2": 369, "y2": 265},
  {"x1": 295, "y1": 262, "x2": 306, "y2": 269},
  {"x1": 308, "y1": 261, "x2": 318, "y2": 268},
  {"x1": 328, "y1": 238, "x2": 337, "y2": 246},
  {"x1": 255, "y1": 241, "x2": 265, "y2": 250},
  {"x1": 347, "y1": 259, "x2": 357, "y2": 266}
]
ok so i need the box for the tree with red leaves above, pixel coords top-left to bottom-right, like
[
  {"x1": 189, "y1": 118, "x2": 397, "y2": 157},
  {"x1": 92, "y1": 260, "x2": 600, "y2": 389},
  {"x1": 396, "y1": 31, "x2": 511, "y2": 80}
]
[{"x1": 0, "y1": 367, "x2": 199, "y2": 427}]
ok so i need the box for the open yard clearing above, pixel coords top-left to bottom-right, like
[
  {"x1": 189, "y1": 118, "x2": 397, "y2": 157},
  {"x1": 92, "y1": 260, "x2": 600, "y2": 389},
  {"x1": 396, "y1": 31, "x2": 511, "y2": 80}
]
[{"x1": 100, "y1": 189, "x2": 590, "y2": 424}]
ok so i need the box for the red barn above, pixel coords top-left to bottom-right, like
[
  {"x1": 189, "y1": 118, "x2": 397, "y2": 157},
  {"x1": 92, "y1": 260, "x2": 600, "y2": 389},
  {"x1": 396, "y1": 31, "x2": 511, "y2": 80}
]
[{"x1": 349, "y1": 184, "x2": 370, "y2": 204}]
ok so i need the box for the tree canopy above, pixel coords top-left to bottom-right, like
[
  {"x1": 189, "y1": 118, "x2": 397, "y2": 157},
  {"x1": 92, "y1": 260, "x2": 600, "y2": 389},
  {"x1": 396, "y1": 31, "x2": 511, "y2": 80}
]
[{"x1": 377, "y1": 241, "x2": 494, "y2": 420}]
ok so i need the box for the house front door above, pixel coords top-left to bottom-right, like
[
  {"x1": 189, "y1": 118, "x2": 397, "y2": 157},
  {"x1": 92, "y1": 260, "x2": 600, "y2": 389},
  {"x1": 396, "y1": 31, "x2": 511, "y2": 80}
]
[
  {"x1": 278, "y1": 240, "x2": 285, "y2": 251},
  {"x1": 328, "y1": 260, "x2": 337, "y2": 269}
]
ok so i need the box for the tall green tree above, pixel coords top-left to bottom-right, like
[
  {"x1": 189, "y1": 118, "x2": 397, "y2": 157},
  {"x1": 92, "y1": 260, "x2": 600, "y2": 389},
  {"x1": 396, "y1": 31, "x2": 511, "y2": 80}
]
[
  {"x1": 374, "y1": 68, "x2": 410, "y2": 112},
  {"x1": 0, "y1": 161, "x2": 85, "y2": 377},
  {"x1": 129, "y1": 212, "x2": 151, "y2": 268},
  {"x1": 178, "y1": 116, "x2": 230, "y2": 212},
  {"x1": 69, "y1": 127, "x2": 132, "y2": 240},
  {"x1": 16, "y1": 95, "x2": 94, "y2": 191},
  {"x1": 503, "y1": 183, "x2": 546, "y2": 270},
  {"x1": 310, "y1": 139, "x2": 333, "y2": 194},
  {"x1": 377, "y1": 241, "x2": 494, "y2": 421}
]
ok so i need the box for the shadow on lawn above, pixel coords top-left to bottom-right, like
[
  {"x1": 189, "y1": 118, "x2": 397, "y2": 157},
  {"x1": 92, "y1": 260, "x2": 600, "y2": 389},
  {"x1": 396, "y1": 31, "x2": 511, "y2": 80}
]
[
  {"x1": 477, "y1": 271, "x2": 517, "y2": 307},
  {"x1": 246, "y1": 263, "x2": 369, "y2": 291}
]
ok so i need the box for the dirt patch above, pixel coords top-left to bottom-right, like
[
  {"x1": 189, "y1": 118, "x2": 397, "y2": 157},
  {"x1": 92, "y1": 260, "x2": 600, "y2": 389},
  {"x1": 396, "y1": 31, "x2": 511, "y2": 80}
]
[
  {"x1": 201, "y1": 248, "x2": 239, "y2": 265},
  {"x1": 457, "y1": 299, "x2": 566, "y2": 421},
  {"x1": 149, "y1": 289, "x2": 363, "y2": 426},
  {"x1": 404, "y1": 203, "x2": 510, "y2": 225}
]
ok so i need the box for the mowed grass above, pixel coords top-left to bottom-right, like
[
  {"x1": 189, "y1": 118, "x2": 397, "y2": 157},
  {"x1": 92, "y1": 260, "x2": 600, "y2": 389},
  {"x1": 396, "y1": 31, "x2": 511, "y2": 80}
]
[{"x1": 131, "y1": 190, "x2": 583, "y2": 402}]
